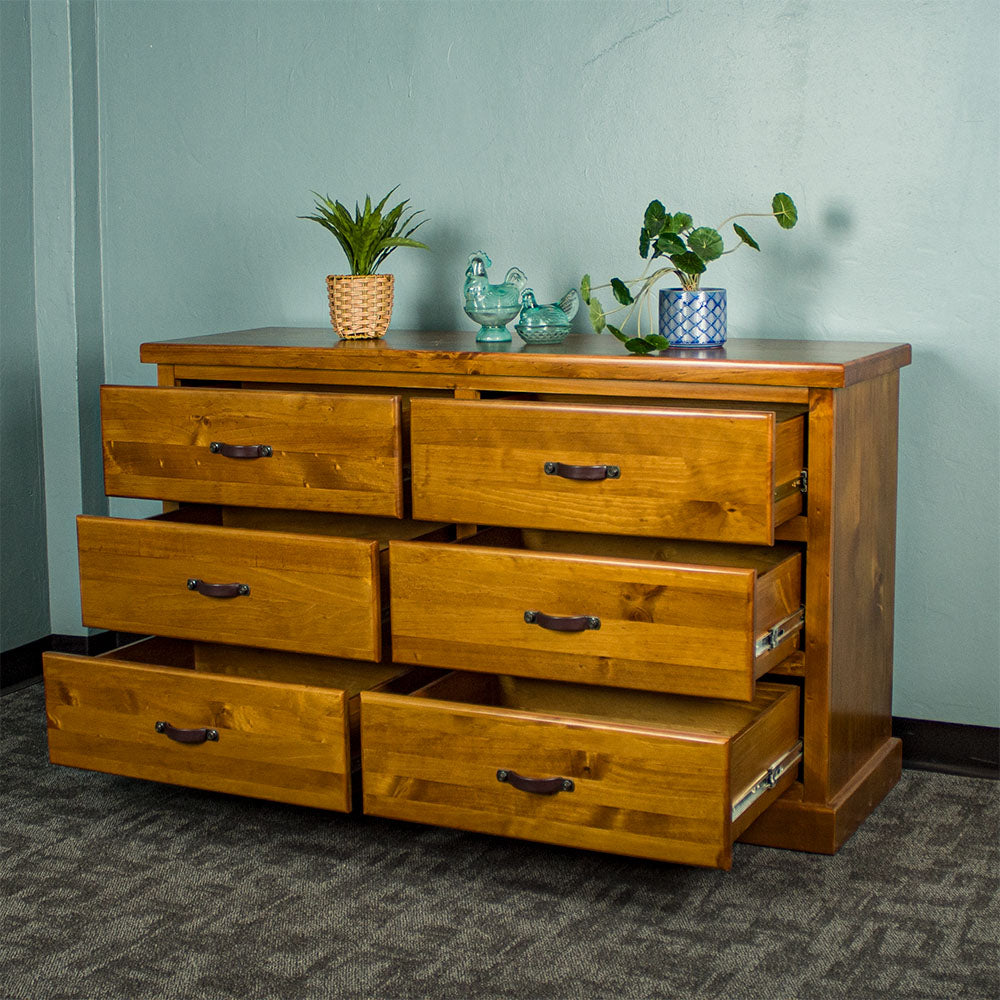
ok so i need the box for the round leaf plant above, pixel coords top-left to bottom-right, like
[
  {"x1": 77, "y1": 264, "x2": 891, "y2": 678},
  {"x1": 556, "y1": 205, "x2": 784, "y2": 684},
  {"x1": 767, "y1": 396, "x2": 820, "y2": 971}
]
[{"x1": 582, "y1": 193, "x2": 797, "y2": 354}]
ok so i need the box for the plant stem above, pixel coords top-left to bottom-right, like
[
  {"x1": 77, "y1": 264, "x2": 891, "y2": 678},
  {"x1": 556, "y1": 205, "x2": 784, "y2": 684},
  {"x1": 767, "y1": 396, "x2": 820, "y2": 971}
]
[{"x1": 714, "y1": 210, "x2": 777, "y2": 230}]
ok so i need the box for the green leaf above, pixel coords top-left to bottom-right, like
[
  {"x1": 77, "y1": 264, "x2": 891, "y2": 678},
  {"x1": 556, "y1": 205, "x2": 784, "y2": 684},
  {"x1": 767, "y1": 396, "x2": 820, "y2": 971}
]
[
  {"x1": 302, "y1": 188, "x2": 429, "y2": 274},
  {"x1": 645, "y1": 334, "x2": 670, "y2": 349},
  {"x1": 588, "y1": 297, "x2": 606, "y2": 333},
  {"x1": 643, "y1": 200, "x2": 666, "y2": 236},
  {"x1": 624, "y1": 338, "x2": 654, "y2": 355},
  {"x1": 581, "y1": 274, "x2": 591, "y2": 305},
  {"x1": 665, "y1": 212, "x2": 692, "y2": 233},
  {"x1": 772, "y1": 192, "x2": 798, "y2": 229},
  {"x1": 373, "y1": 186, "x2": 399, "y2": 216},
  {"x1": 733, "y1": 223, "x2": 760, "y2": 251},
  {"x1": 653, "y1": 232, "x2": 686, "y2": 258},
  {"x1": 639, "y1": 228, "x2": 650, "y2": 258},
  {"x1": 607, "y1": 324, "x2": 628, "y2": 343},
  {"x1": 610, "y1": 278, "x2": 634, "y2": 305},
  {"x1": 376, "y1": 237, "x2": 430, "y2": 251},
  {"x1": 670, "y1": 251, "x2": 706, "y2": 275},
  {"x1": 687, "y1": 227, "x2": 724, "y2": 262}
]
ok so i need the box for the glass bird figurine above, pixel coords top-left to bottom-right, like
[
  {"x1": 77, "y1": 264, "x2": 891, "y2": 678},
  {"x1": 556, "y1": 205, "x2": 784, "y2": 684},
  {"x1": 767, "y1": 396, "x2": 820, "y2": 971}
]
[
  {"x1": 514, "y1": 287, "x2": 580, "y2": 344},
  {"x1": 463, "y1": 252, "x2": 529, "y2": 342}
]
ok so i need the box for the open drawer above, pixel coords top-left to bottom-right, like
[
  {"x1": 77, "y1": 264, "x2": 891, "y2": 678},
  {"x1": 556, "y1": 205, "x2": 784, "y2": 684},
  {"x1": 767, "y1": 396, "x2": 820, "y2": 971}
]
[
  {"x1": 361, "y1": 671, "x2": 801, "y2": 869},
  {"x1": 101, "y1": 384, "x2": 404, "y2": 516},
  {"x1": 78, "y1": 507, "x2": 450, "y2": 661},
  {"x1": 43, "y1": 637, "x2": 433, "y2": 810},
  {"x1": 390, "y1": 528, "x2": 803, "y2": 701},
  {"x1": 409, "y1": 397, "x2": 805, "y2": 544}
]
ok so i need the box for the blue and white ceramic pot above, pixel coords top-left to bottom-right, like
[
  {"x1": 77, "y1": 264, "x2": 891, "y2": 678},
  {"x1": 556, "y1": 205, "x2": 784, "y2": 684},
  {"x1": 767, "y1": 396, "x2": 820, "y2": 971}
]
[{"x1": 658, "y1": 288, "x2": 727, "y2": 348}]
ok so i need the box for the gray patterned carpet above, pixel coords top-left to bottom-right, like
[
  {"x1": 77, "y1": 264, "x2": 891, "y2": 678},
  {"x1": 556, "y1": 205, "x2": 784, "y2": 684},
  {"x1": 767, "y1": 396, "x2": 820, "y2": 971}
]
[{"x1": 2, "y1": 682, "x2": 998, "y2": 1000}]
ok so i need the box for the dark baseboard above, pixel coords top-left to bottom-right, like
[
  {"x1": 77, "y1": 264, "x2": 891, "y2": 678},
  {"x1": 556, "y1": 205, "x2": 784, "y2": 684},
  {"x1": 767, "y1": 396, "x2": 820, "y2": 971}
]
[
  {"x1": 1, "y1": 631, "x2": 141, "y2": 693},
  {"x1": 3, "y1": 634, "x2": 998, "y2": 779},
  {"x1": 893, "y1": 716, "x2": 999, "y2": 780}
]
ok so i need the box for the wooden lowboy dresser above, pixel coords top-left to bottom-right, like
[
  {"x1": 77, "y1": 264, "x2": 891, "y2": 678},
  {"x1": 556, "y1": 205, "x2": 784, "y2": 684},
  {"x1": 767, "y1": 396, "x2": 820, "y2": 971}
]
[{"x1": 43, "y1": 329, "x2": 911, "y2": 870}]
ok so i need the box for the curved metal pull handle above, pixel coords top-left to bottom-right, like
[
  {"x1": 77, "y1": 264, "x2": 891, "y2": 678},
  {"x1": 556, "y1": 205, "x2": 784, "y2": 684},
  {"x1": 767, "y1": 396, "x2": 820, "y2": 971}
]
[
  {"x1": 209, "y1": 442, "x2": 272, "y2": 459},
  {"x1": 187, "y1": 579, "x2": 250, "y2": 598},
  {"x1": 544, "y1": 461, "x2": 620, "y2": 481},
  {"x1": 497, "y1": 769, "x2": 574, "y2": 795},
  {"x1": 155, "y1": 721, "x2": 219, "y2": 744},
  {"x1": 524, "y1": 610, "x2": 601, "y2": 632}
]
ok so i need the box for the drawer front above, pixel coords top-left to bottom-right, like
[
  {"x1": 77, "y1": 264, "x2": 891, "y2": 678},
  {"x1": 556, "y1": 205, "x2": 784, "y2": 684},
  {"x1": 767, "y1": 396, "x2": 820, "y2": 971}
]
[
  {"x1": 77, "y1": 515, "x2": 381, "y2": 659},
  {"x1": 101, "y1": 385, "x2": 404, "y2": 516},
  {"x1": 44, "y1": 650, "x2": 354, "y2": 810},
  {"x1": 410, "y1": 399, "x2": 804, "y2": 543},
  {"x1": 361, "y1": 676, "x2": 800, "y2": 869},
  {"x1": 390, "y1": 538, "x2": 802, "y2": 701}
]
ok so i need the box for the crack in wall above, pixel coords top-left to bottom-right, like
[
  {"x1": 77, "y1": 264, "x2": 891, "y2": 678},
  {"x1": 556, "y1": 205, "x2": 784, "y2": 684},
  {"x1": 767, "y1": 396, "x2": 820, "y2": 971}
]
[{"x1": 584, "y1": 8, "x2": 678, "y2": 68}]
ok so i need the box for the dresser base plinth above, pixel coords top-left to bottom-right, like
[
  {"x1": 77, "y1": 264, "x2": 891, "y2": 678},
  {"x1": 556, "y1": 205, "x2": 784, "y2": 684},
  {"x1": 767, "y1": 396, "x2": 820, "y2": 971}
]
[{"x1": 738, "y1": 737, "x2": 902, "y2": 854}]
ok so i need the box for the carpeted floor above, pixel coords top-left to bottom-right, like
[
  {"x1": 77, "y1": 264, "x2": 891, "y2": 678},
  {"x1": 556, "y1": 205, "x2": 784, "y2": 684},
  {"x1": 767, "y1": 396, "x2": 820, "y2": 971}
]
[{"x1": 1, "y1": 682, "x2": 997, "y2": 1000}]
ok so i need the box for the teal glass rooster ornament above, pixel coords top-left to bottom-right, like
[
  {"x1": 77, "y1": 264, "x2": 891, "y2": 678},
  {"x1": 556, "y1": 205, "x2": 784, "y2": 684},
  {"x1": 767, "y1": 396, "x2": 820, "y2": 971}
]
[
  {"x1": 463, "y1": 252, "x2": 529, "y2": 342},
  {"x1": 514, "y1": 287, "x2": 580, "y2": 344}
]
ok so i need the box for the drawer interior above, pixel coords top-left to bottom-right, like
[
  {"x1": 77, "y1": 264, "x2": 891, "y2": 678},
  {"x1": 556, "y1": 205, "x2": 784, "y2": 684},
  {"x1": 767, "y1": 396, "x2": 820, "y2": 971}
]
[
  {"x1": 462, "y1": 525, "x2": 800, "y2": 572},
  {"x1": 528, "y1": 394, "x2": 808, "y2": 420},
  {"x1": 410, "y1": 669, "x2": 790, "y2": 740},
  {"x1": 99, "y1": 635, "x2": 421, "y2": 692},
  {"x1": 159, "y1": 504, "x2": 453, "y2": 546}
]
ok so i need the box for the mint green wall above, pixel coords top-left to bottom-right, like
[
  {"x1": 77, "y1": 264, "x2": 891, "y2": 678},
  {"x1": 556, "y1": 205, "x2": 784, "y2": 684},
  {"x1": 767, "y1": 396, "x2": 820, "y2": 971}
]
[
  {"x1": 18, "y1": 0, "x2": 1000, "y2": 726},
  {"x1": 1, "y1": 1, "x2": 50, "y2": 650},
  {"x1": 12, "y1": 0, "x2": 108, "y2": 648}
]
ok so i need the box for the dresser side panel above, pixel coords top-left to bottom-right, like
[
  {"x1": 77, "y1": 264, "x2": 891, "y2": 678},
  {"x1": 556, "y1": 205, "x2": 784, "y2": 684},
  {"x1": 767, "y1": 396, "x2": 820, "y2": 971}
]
[{"x1": 827, "y1": 372, "x2": 900, "y2": 794}]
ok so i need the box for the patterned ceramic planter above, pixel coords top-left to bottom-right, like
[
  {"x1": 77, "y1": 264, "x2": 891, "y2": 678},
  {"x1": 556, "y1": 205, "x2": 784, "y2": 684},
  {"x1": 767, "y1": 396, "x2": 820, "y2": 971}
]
[{"x1": 658, "y1": 288, "x2": 727, "y2": 348}]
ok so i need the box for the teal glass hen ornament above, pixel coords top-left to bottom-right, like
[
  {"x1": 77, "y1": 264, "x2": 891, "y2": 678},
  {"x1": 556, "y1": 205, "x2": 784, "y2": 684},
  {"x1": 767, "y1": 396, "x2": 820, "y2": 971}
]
[
  {"x1": 514, "y1": 287, "x2": 580, "y2": 344},
  {"x1": 463, "y1": 252, "x2": 529, "y2": 342}
]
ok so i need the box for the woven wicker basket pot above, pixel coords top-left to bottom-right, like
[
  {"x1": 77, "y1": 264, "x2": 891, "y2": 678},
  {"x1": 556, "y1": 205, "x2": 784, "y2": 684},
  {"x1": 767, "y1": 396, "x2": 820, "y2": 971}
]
[{"x1": 326, "y1": 274, "x2": 394, "y2": 339}]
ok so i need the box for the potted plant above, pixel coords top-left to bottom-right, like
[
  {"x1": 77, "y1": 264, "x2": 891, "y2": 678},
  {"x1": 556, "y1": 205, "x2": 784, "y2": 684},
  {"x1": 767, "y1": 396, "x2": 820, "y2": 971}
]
[
  {"x1": 582, "y1": 193, "x2": 797, "y2": 353},
  {"x1": 301, "y1": 187, "x2": 429, "y2": 339}
]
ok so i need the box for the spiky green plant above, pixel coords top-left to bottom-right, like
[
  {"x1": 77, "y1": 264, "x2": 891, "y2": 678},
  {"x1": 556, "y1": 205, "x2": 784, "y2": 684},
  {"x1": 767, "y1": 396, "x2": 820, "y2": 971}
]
[{"x1": 300, "y1": 187, "x2": 429, "y2": 275}]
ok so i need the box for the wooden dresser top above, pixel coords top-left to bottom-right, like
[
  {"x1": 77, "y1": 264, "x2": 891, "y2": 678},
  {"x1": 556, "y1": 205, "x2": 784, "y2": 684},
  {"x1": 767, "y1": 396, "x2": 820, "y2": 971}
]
[{"x1": 140, "y1": 328, "x2": 911, "y2": 389}]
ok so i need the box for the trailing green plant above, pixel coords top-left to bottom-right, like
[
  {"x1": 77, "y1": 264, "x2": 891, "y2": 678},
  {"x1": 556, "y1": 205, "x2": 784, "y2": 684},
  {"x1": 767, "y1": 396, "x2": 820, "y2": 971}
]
[
  {"x1": 582, "y1": 193, "x2": 797, "y2": 354},
  {"x1": 300, "y1": 186, "x2": 429, "y2": 275}
]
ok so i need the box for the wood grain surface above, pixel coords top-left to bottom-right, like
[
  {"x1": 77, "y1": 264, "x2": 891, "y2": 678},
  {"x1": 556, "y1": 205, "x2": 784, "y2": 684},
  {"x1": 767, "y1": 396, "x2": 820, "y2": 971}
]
[
  {"x1": 390, "y1": 532, "x2": 802, "y2": 700},
  {"x1": 101, "y1": 385, "x2": 403, "y2": 516},
  {"x1": 44, "y1": 650, "x2": 354, "y2": 810},
  {"x1": 361, "y1": 676, "x2": 799, "y2": 869},
  {"x1": 410, "y1": 398, "x2": 804, "y2": 544},
  {"x1": 77, "y1": 514, "x2": 382, "y2": 659},
  {"x1": 140, "y1": 328, "x2": 911, "y2": 389}
]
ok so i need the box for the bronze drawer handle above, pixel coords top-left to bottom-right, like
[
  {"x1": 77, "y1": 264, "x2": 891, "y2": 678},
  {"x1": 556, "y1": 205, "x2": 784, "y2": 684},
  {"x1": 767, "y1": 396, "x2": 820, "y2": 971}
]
[
  {"x1": 544, "y1": 461, "x2": 619, "y2": 481},
  {"x1": 187, "y1": 579, "x2": 250, "y2": 598},
  {"x1": 524, "y1": 610, "x2": 601, "y2": 632},
  {"x1": 209, "y1": 442, "x2": 273, "y2": 459},
  {"x1": 155, "y1": 721, "x2": 219, "y2": 744},
  {"x1": 497, "y1": 769, "x2": 574, "y2": 795}
]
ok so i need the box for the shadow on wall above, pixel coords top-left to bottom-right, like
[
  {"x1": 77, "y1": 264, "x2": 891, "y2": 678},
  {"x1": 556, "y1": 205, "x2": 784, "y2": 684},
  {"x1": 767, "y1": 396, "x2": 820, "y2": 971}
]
[
  {"x1": 410, "y1": 221, "x2": 469, "y2": 332},
  {"x1": 746, "y1": 199, "x2": 855, "y2": 340}
]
